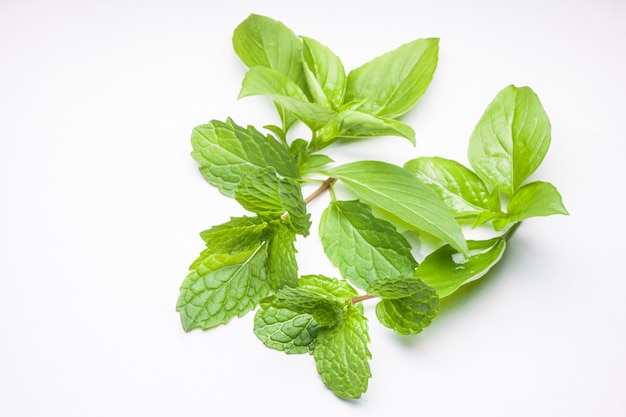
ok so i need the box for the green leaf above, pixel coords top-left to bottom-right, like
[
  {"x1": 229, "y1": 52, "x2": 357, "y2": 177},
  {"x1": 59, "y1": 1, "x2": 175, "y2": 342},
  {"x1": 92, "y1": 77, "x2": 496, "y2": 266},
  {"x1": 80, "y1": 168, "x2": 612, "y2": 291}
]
[
  {"x1": 266, "y1": 223, "x2": 298, "y2": 289},
  {"x1": 192, "y1": 216, "x2": 269, "y2": 280},
  {"x1": 374, "y1": 283, "x2": 439, "y2": 335},
  {"x1": 468, "y1": 85, "x2": 551, "y2": 195},
  {"x1": 239, "y1": 66, "x2": 337, "y2": 130},
  {"x1": 232, "y1": 14, "x2": 306, "y2": 131},
  {"x1": 314, "y1": 304, "x2": 371, "y2": 399},
  {"x1": 234, "y1": 167, "x2": 310, "y2": 236},
  {"x1": 315, "y1": 110, "x2": 415, "y2": 149},
  {"x1": 320, "y1": 200, "x2": 417, "y2": 290},
  {"x1": 404, "y1": 157, "x2": 501, "y2": 218},
  {"x1": 289, "y1": 138, "x2": 334, "y2": 174},
  {"x1": 366, "y1": 275, "x2": 431, "y2": 299},
  {"x1": 327, "y1": 161, "x2": 468, "y2": 254},
  {"x1": 344, "y1": 38, "x2": 439, "y2": 118},
  {"x1": 191, "y1": 119, "x2": 299, "y2": 197},
  {"x1": 254, "y1": 296, "x2": 319, "y2": 354},
  {"x1": 371, "y1": 275, "x2": 439, "y2": 335},
  {"x1": 275, "y1": 287, "x2": 344, "y2": 328},
  {"x1": 297, "y1": 274, "x2": 359, "y2": 301},
  {"x1": 417, "y1": 238, "x2": 506, "y2": 298},
  {"x1": 493, "y1": 181, "x2": 569, "y2": 230},
  {"x1": 233, "y1": 14, "x2": 305, "y2": 87},
  {"x1": 177, "y1": 242, "x2": 270, "y2": 331},
  {"x1": 302, "y1": 36, "x2": 346, "y2": 110}
]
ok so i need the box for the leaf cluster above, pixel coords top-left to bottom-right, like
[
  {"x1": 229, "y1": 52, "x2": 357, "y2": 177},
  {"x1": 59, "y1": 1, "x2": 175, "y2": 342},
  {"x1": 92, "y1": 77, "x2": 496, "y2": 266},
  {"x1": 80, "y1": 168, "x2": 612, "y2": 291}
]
[{"x1": 177, "y1": 14, "x2": 568, "y2": 399}]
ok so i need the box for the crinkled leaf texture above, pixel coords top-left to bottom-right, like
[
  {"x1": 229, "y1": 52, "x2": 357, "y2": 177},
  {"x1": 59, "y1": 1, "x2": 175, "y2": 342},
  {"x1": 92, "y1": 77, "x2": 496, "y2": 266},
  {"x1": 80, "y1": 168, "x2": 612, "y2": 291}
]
[
  {"x1": 404, "y1": 156, "x2": 501, "y2": 219},
  {"x1": 369, "y1": 276, "x2": 439, "y2": 335},
  {"x1": 178, "y1": 217, "x2": 299, "y2": 330},
  {"x1": 266, "y1": 223, "x2": 298, "y2": 289},
  {"x1": 327, "y1": 161, "x2": 468, "y2": 254},
  {"x1": 235, "y1": 166, "x2": 311, "y2": 236},
  {"x1": 191, "y1": 119, "x2": 299, "y2": 197},
  {"x1": 177, "y1": 242, "x2": 270, "y2": 331},
  {"x1": 320, "y1": 200, "x2": 417, "y2": 290},
  {"x1": 468, "y1": 85, "x2": 551, "y2": 196},
  {"x1": 314, "y1": 304, "x2": 371, "y2": 399},
  {"x1": 417, "y1": 237, "x2": 506, "y2": 298},
  {"x1": 255, "y1": 275, "x2": 370, "y2": 399},
  {"x1": 254, "y1": 295, "x2": 319, "y2": 354}
]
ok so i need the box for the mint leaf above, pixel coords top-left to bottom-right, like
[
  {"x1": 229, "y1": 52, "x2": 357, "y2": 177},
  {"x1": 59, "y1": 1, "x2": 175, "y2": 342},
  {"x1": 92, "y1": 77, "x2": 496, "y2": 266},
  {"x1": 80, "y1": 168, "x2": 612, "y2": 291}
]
[
  {"x1": 266, "y1": 223, "x2": 298, "y2": 289},
  {"x1": 313, "y1": 304, "x2": 371, "y2": 399},
  {"x1": 191, "y1": 119, "x2": 299, "y2": 197},
  {"x1": 254, "y1": 296, "x2": 319, "y2": 354},
  {"x1": 234, "y1": 167, "x2": 311, "y2": 236},
  {"x1": 374, "y1": 290, "x2": 439, "y2": 335},
  {"x1": 320, "y1": 200, "x2": 417, "y2": 290},
  {"x1": 198, "y1": 216, "x2": 269, "y2": 255},
  {"x1": 239, "y1": 66, "x2": 337, "y2": 130},
  {"x1": 404, "y1": 156, "x2": 501, "y2": 218},
  {"x1": 366, "y1": 275, "x2": 431, "y2": 299},
  {"x1": 493, "y1": 181, "x2": 568, "y2": 230},
  {"x1": 297, "y1": 274, "x2": 359, "y2": 301},
  {"x1": 275, "y1": 287, "x2": 344, "y2": 328},
  {"x1": 253, "y1": 274, "x2": 358, "y2": 355},
  {"x1": 344, "y1": 38, "x2": 439, "y2": 118},
  {"x1": 327, "y1": 161, "x2": 468, "y2": 254},
  {"x1": 177, "y1": 242, "x2": 270, "y2": 331},
  {"x1": 468, "y1": 85, "x2": 551, "y2": 195},
  {"x1": 368, "y1": 275, "x2": 439, "y2": 335},
  {"x1": 315, "y1": 110, "x2": 415, "y2": 148},
  {"x1": 302, "y1": 36, "x2": 346, "y2": 110},
  {"x1": 417, "y1": 238, "x2": 506, "y2": 298}
]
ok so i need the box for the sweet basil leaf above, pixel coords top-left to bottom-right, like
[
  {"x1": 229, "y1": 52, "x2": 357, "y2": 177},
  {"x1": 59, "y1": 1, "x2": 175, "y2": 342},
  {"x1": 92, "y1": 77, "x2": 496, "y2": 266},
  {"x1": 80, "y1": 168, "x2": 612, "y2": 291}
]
[
  {"x1": 468, "y1": 85, "x2": 551, "y2": 195},
  {"x1": 320, "y1": 200, "x2": 417, "y2": 290},
  {"x1": 404, "y1": 156, "x2": 501, "y2": 218},
  {"x1": 302, "y1": 36, "x2": 346, "y2": 110},
  {"x1": 493, "y1": 181, "x2": 569, "y2": 230},
  {"x1": 239, "y1": 66, "x2": 337, "y2": 130},
  {"x1": 232, "y1": 13, "x2": 305, "y2": 91},
  {"x1": 191, "y1": 118, "x2": 299, "y2": 197},
  {"x1": 232, "y1": 14, "x2": 306, "y2": 130},
  {"x1": 327, "y1": 161, "x2": 468, "y2": 254},
  {"x1": 315, "y1": 110, "x2": 415, "y2": 148},
  {"x1": 345, "y1": 38, "x2": 439, "y2": 118},
  {"x1": 417, "y1": 238, "x2": 506, "y2": 298}
]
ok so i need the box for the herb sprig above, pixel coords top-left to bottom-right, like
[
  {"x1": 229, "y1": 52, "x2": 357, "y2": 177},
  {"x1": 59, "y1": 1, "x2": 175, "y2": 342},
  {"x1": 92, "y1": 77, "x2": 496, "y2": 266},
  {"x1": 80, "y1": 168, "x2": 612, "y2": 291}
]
[{"x1": 177, "y1": 13, "x2": 568, "y2": 399}]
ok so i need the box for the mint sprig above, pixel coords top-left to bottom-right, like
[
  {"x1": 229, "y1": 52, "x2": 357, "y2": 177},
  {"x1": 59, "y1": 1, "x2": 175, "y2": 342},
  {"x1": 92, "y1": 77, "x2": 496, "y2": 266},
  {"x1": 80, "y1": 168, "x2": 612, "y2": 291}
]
[{"x1": 177, "y1": 13, "x2": 569, "y2": 399}]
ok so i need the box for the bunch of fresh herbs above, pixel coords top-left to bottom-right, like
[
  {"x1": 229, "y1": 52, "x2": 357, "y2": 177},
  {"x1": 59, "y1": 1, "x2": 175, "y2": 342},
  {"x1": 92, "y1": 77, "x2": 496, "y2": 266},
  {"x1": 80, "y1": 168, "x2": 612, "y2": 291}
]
[{"x1": 176, "y1": 14, "x2": 568, "y2": 399}]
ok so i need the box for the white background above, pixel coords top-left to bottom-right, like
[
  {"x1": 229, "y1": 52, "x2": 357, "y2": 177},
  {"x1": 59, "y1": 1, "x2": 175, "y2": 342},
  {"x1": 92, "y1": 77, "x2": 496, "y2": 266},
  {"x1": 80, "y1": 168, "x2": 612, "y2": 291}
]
[{"x1": 1, "y1": 0, "x2": 625, "y2": 415}]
